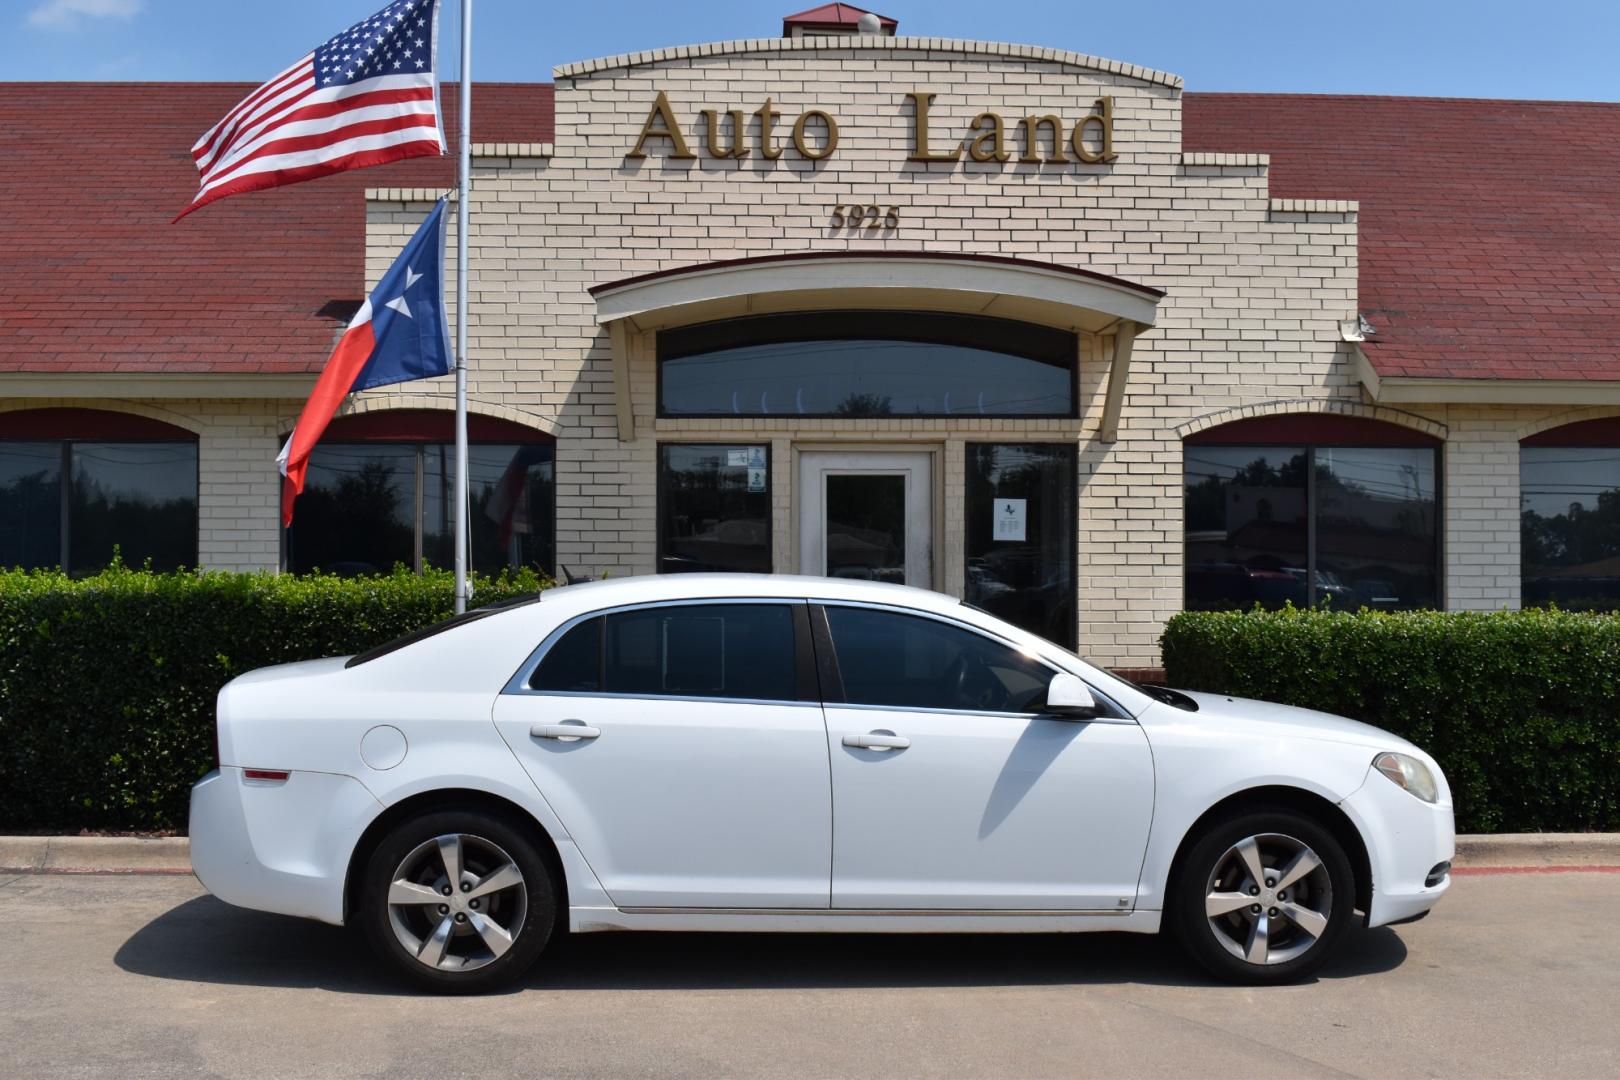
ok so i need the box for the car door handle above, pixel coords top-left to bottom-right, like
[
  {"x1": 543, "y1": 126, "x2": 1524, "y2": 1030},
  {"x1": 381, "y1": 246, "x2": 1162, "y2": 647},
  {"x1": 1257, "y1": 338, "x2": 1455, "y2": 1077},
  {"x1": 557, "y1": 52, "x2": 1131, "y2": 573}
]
[
  {"x1": 843, "y1": 732, "x2": 910, "y2": 751},
  {"x1": 531, "y1": 723, "x2": 600, "y2": 741}
]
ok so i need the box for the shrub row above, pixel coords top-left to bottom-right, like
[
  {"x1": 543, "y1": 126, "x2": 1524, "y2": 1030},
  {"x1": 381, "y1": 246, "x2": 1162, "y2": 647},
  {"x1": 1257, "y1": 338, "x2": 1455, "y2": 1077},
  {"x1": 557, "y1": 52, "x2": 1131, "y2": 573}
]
[
  {"x1": 0, "y1": 564, "x2": 545, "y2": 832},
  {"x1": 1161, "y1": 607, "x2": 1620, "y2": 833}
]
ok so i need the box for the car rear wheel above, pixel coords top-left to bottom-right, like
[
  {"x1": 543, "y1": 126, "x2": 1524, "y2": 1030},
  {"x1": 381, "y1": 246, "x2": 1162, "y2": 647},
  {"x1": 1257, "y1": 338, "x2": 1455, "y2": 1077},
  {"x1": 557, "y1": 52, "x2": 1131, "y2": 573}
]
[
  {"x1": 1170, "y1": 808, "x2": 1354, "y2": 985},
  {"x1": 360, "y1": 808, "x2": 556, "y2": 993}
]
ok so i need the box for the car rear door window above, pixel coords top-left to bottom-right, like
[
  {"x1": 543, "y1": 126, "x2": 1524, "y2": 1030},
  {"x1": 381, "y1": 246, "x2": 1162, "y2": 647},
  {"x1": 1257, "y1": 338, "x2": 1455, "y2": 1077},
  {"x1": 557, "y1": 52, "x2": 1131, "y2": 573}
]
[
  {"x1": 529, "y1": 615, "x2": 602, "y2": 692},
  {"x1": 532, "y1": 604, "x2": 802, "y2": 703},
  {"x1": 822, "y1": 606, "x2": 1053, "y2": 713}
]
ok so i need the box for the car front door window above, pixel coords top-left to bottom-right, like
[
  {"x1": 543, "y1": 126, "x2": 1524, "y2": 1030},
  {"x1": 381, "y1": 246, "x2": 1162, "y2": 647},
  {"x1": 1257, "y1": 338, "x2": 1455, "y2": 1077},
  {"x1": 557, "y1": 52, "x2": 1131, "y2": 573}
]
[{"x1": 822, "y1": 605, "x2": 1053, "y2": 713}]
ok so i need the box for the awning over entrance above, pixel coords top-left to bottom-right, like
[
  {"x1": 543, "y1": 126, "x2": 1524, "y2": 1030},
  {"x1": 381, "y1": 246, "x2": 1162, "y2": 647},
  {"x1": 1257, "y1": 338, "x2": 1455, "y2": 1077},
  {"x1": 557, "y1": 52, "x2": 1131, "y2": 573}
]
[{"x1": 588, "y1": 252, "x2": 1163, "y2": 442}]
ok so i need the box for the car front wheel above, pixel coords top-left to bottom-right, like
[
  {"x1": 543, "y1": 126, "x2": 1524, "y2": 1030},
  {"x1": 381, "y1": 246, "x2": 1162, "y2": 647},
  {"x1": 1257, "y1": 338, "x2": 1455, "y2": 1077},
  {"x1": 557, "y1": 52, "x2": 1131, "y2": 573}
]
[
  {"x1": 1170, "y1": 808, "x2": 1354, "y2": 985},
  {"x1": 360, "y1": 808, "x2": 557, "y2": 993}
]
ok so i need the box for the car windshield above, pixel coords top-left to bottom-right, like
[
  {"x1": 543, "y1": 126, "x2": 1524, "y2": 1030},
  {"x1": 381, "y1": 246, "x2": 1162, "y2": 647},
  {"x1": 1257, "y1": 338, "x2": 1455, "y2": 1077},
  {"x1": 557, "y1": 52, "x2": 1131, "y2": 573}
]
[{"x1": 345, "y1": 593, "x2": 541, "y2": 668}]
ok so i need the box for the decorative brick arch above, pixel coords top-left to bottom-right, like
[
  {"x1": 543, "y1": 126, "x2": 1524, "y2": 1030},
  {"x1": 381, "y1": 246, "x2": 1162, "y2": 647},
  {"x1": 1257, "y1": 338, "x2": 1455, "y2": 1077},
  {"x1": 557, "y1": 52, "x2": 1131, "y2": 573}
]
[
  {"x1": 556, "y1": 37, "x2": 1183, "y2": 89},
  {"x1": 1516, "y1": 406, "x2": 1620, "y2": 443},
  {"x1": 1175, "y1": 398, "x2": 1448, "y2": 442},
  {"x1": 0, "y1": 399, "x2": 206, "y2": 436},
  {"x1": 274, "y1": 392, "x2": 561, "y2": 439}
]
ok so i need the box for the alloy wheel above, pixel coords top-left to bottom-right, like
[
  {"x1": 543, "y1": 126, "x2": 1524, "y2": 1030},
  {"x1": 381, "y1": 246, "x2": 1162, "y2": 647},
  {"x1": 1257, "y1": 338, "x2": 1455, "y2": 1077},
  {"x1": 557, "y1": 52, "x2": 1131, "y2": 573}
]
[
  {"x1": 386, "y1": 833, "x2": 528, "y2": 972},
  {"x1": 1203, "y1": 832, "x2": 1333, "y2": 966}
]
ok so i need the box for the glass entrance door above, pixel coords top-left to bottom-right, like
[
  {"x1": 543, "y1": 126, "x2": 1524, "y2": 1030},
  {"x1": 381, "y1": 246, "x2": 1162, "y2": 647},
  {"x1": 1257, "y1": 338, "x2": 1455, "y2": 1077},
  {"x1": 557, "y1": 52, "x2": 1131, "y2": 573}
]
[{"x1": 798, "y1": 452, "x2": 932, "y2": 587}]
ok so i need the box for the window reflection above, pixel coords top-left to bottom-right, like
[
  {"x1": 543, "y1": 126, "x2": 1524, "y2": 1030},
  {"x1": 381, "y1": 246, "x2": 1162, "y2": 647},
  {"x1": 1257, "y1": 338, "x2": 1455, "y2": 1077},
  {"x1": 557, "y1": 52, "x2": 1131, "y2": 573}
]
[
  {"x1": 0, "y1": 440, "x2": 198, "y2": 573},
  {"x1": 826, "y1": 474, "x2": 905, "y2": 583},
  {"x1": 1184, "y1": 447, "x2": 1309, "y2": 610},
  {"x1": 1184, "y1": 443, "x2": 1438, "y2": 611},
  {"x1": 1316, "y1": 448, "x2": 1438, "y2": 610},
  {"x1": 286, "y1": 442, "x2": 555, "y2": 577},
  {"x1": 0, "y1": 442, "x2": 62, "y2": 571},
  {"x1": 659, "y1": 312, "x2": 1076, "y2": 418},
  {"x1": 964, "y1": 443, "x2": 1077, "y2": 648},
  {"x1": 1522, "y1": 447, "x2": 1620, "y2": 610},
  {"x1": 658, "y1": 444, "x2": 771, "y2": 573}
]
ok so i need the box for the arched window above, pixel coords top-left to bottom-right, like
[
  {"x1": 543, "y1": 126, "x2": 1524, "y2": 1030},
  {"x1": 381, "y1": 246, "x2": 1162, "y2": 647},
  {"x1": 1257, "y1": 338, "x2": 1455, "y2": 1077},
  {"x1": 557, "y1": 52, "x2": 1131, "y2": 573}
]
[
  {"x1": 1521, "y1": 417, "x2": 1620, "y2": 611},
  {"x1": 658, "y1": 311, "x2": 1078, "y2": 418},
  {"x1": 0, "y1": 408, "x2": 199, "y2": 574},
  {"x1": 1184, "y1": 414, "x2": 1440, "y2": 611},
  {"x1": 283, "y1": 411, "x2": 555, "y2": 578}
]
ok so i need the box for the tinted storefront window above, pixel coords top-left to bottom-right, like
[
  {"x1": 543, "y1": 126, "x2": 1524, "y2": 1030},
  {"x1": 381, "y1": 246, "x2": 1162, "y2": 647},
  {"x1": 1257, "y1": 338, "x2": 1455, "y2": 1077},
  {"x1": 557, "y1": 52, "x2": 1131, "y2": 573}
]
[
  {"x1": 0, "y1": 439, "x2": 198, "y2": 574},
  {"x1": 1184, "y1": 442, "x2": 1438, "y2": 611},
  {"x1": 1522, "y1": 447, "x2": 1620, "y2": 610},
  {"x1": 659, "y1": 312, "x2": 1076, "y2": 418},
  {"x1": 1315, "y1": 447, "x2": 1438, "y2": 610},
  {"x1": 964, "y1": 443, "x2": 1077, "y2": 648},
  {"x1": 286, "y1": 441, "x2": 555, "y2": 577},
  {"x1": 1184, "y1": 446, "x2": 1309, "y2": 609},
  {"x1": 657, "y1": 444, "x2": 771, "y2": 573}
]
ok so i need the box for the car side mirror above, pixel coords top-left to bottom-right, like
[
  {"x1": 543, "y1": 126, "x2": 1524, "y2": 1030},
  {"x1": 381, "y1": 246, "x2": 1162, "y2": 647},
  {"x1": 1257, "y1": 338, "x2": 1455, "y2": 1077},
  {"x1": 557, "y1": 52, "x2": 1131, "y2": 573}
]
[{"x1": 1045, "y1": 672, "x2": 1100, "y2": 719}]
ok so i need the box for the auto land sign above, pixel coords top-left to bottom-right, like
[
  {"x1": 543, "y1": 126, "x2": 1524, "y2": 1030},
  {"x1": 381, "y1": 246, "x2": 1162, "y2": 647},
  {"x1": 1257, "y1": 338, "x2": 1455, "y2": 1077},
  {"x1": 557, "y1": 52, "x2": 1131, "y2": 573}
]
[{"x1": 625, "y1": 91, "x2": 1117, "y2": 166}]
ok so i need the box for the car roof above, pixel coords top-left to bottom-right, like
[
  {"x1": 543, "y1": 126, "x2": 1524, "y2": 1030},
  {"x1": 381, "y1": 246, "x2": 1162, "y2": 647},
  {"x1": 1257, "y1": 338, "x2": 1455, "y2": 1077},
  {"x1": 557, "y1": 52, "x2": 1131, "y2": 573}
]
[{"x1": 534, "y1": 573, "x2": 967, "y2": 615}]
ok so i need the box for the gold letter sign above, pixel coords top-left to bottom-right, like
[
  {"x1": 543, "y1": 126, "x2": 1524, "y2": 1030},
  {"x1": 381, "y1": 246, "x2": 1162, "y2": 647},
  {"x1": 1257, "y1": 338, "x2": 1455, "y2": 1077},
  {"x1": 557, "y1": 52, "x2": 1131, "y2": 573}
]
[{"x1": 624, "y1": 91, "x2": 1120, "y2": 168}]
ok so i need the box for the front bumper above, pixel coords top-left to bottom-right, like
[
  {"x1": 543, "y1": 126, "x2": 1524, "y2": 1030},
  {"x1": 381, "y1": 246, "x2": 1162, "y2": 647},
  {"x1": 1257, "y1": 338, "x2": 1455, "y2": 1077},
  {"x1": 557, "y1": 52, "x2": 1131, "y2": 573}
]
[
  {"x1": 189, "y1": 767, "x2": 382, "y2": 926},
  {"x1": 1340, "y1": 764, "x2": 1455, "y2": 928}
]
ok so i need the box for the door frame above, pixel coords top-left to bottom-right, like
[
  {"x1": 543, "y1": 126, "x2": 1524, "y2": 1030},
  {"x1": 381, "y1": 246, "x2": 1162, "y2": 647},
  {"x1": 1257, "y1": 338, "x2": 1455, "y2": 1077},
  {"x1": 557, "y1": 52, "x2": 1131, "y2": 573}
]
[{"x1": 796, "y1": 447, "x2": 939, "y2": 589}]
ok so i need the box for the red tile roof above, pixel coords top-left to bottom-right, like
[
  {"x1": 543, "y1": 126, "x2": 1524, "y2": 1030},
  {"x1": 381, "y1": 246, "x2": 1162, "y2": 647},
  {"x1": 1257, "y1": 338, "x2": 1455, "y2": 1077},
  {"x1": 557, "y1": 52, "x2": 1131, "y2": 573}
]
[
  {"x1": 782, "y1": 5, "x2": 897, "y2": 33},
  {"x1": 0, "y1": 82, "x2": 550, "y2": 376},
  {"x1": 1183, "y1": 93, "x2": 1620, "y2": 382},
  {"x1": 3, "y1": 82, "x2": 1617, "y2": 383}
]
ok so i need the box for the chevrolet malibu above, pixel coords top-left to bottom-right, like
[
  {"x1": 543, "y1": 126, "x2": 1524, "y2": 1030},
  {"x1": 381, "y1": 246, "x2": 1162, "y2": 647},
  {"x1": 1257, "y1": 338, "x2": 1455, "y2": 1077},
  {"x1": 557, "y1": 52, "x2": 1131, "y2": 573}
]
[{"x1": 190, "y1": 574, "x2": 1453, "y2": 992}]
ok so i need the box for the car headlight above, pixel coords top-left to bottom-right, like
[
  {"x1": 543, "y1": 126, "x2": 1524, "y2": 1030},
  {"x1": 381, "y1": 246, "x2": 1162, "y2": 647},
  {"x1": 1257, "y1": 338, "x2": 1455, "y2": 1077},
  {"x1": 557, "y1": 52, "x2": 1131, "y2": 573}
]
[{"x1": 1373, "y1": 752, "x2": 1438, "y2": 803}]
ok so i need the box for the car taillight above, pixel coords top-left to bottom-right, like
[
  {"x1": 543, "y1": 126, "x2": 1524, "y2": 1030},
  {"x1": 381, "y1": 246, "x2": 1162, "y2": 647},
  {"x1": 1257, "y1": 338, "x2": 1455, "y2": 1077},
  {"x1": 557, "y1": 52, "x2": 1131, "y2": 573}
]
[{"x1": 243, "y1": 769, "x2": 290, "y2": 782}]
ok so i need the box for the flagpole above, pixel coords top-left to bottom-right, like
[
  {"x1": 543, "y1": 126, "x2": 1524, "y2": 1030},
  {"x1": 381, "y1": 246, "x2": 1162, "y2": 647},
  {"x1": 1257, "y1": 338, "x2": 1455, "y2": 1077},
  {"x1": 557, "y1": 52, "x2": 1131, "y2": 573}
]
[{"x1": 453, "y1": 0, "x2": 473, "y2": 614}]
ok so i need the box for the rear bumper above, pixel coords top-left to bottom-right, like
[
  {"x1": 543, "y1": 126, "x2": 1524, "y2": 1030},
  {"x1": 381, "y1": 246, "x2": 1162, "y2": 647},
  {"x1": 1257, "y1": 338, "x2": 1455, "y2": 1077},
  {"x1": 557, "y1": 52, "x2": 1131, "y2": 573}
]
[
  {"x1": 1340, "y1": 766, "x2": 1455, "y2": 928},
  {"x1": 189, "y1": 767, "x2": 382, "y2": 926}
]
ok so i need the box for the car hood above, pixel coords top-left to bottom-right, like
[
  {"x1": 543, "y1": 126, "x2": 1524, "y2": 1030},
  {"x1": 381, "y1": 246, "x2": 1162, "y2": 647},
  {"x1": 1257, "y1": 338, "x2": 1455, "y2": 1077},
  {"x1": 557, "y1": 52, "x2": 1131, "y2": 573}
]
[
  {"x1": 225, "y1": 655, "x2": 353, "y2": 688},
  {"x1": 1172, "y1": 689, "x2": 1423, "y2": 756}
]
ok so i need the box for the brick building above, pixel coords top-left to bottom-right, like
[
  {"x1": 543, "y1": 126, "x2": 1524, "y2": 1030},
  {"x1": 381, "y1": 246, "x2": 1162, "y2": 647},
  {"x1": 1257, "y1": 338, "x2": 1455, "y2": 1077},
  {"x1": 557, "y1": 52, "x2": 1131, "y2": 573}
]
[{"x1": 5, "y1": 6, "x2": 1620, "y2": 667}]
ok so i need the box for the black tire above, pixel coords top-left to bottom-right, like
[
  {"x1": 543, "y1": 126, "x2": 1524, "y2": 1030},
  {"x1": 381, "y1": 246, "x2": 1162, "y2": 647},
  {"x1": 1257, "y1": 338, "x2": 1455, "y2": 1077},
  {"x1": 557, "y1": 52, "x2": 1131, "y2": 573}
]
[
  {"x1": 1169, "y1": 806, "x2": 1355, "y2": 985},
  {"x1": 359, "y1": 808, "x2": 557, "y2": 993}
]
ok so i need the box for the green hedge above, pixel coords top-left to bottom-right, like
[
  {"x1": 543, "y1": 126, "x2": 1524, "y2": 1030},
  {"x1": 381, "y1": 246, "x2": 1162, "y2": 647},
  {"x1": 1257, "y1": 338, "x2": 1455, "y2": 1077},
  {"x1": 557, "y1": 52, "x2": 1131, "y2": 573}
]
[
  {"x1": 0, "y1": 564, "x2": 545, "y2": 833},
  {"x1": 1161, "y1": 607, "x2": 1620, "y2": 833}
]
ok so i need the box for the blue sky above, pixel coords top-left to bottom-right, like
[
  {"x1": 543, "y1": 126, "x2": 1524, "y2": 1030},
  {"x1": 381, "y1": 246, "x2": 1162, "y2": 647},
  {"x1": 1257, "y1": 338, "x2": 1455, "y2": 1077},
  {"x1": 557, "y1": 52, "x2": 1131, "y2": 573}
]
[{"x1": 5, "y1": 0, "x2": 1618, "y2": 100}]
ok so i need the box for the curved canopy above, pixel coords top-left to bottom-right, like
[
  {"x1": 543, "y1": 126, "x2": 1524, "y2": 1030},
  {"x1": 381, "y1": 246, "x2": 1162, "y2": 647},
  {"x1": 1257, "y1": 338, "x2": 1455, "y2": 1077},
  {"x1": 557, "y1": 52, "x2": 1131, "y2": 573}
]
[{"x1": 590, "y1": 252, "x2": 1163, "y2": 335}]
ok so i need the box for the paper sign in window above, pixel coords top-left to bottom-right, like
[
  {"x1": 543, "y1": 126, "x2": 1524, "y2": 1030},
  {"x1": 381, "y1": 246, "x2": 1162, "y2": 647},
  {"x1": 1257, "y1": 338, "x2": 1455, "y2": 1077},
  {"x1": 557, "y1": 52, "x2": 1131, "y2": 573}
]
[{"x1": 993, "y1": 498, "x2": 1027, "y2": 542}]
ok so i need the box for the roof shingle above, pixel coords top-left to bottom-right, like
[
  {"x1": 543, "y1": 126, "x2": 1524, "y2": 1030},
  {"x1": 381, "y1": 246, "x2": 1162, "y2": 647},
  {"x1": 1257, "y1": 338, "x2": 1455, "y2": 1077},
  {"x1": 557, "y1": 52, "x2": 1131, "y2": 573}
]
[{"x1": 3, "y1": 83, "x2": 1616, "y2": 383}]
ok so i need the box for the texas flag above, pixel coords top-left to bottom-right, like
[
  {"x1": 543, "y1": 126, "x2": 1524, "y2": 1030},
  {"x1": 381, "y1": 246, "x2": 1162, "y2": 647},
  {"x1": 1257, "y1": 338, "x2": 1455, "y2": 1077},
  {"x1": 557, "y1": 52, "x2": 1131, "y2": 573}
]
[{"x1": 278, "y1": 196, "x2": 452, "y2": 525}]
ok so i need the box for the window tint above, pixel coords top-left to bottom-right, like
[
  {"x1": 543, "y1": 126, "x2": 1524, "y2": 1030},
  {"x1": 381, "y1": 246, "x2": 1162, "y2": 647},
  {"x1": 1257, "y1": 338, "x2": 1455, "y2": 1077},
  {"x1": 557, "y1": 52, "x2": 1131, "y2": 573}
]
[
  {"x1": 965, "y1": 443, "x2": 1077, "y2": 648},
  {"x1": 1183, "y1": 443, "x2": 1439, "y2": 612},
  {"x1": 286, "y1": 441, "x2": 555, "y2": 577},
  {"x1": 0, "y1": 439, "x2": 199, "y2": 574},
  {"x1": 657, "y1": 444, "x2": 770, "y2": 573},
  {"x1": 658, "y1": 312, "x2": 1076, "y2": 418},
  {"x1": 1522, "y1": 447, "x2": 1620, "y2": 611},
  {"x1": 529, "y1": 616, "x2": 602, "y2": 691},
  {"x1": 532, "y1": 604, "x2": 799, "y2": 702},
  {"x1": 824, "y1": 606, "x2": 1053, "y2": 713}
]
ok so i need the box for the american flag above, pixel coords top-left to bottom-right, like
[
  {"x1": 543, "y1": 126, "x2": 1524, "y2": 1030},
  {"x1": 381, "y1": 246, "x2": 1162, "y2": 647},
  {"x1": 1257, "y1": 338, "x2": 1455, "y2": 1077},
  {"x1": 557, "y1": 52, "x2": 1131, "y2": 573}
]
[{"x1": 177, "y1": 0, "x2": 444, "y2": 220}]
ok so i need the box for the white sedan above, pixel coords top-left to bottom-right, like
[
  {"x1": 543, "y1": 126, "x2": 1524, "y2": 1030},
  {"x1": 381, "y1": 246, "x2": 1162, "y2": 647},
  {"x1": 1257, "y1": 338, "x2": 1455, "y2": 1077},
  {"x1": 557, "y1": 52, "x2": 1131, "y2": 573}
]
[{"x1": 190, "y1": 574, "x2": 1454, "y2": 992}]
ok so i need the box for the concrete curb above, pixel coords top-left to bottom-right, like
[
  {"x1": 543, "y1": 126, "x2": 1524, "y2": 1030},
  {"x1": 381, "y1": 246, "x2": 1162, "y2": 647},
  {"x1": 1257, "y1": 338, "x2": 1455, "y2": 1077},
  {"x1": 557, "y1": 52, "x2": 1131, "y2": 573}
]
[
  {"x1": 3, "y1": 832, "x2": 1620, "y2": 875},
  {"x1": 0, "y1": 836, "x2": 193, "y2": 874},
  {"x1": 1452, "y1": 833, "x2": 1620, "y2": 868}
]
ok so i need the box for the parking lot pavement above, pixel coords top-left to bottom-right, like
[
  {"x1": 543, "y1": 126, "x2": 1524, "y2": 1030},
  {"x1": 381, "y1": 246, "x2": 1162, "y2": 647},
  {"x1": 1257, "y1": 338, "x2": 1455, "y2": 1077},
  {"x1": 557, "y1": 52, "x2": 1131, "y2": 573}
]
[{"x1": 1, "y1": 872, "x2": 1616, "y2": 1080}]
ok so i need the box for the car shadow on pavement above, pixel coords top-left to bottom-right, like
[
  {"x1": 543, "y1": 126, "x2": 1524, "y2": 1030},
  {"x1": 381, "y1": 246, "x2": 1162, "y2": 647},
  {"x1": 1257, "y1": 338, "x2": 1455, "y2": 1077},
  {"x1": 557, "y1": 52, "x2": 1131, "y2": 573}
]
[{"x1": 116, "y1": 895, "x2": 1408, "y2": 995}]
